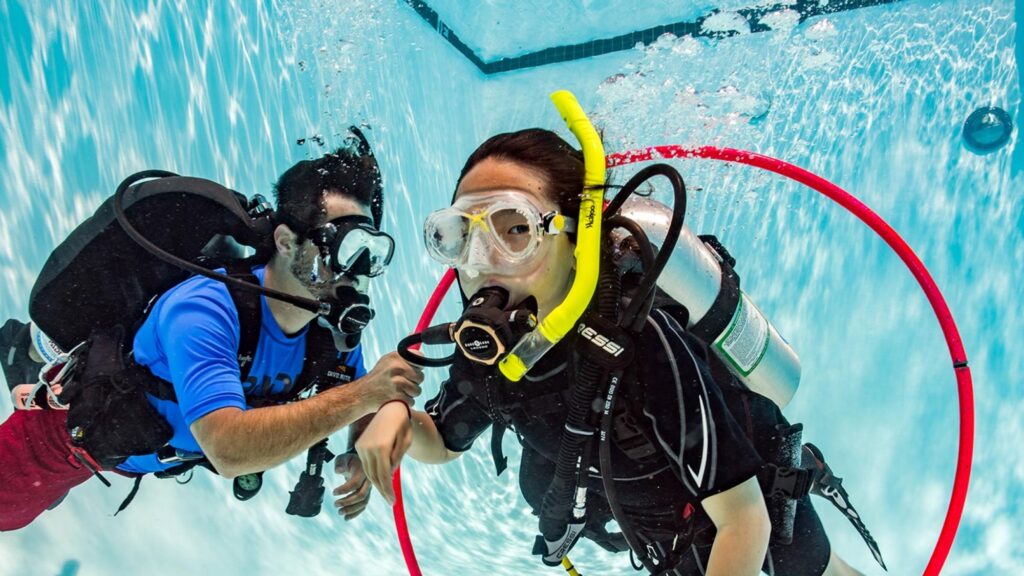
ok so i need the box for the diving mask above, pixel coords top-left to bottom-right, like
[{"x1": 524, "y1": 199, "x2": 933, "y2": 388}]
[
  {"x1": 308, "y1": 214, "x2": 394, "y2": 284},
  {"x1": 423, "y1": 191, "x2": 575, "y2": 277}
]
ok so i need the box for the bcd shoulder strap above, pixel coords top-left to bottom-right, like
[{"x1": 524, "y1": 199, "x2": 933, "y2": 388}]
[
  {"x1": 224, "y1": 261, "x2": 261, "y2": 384},
  {"x1": 141, "y1": 262, "x2": 263, "y2": 402},
  {"x1": 689, "y1": 234, "x2": 741, "y2": 347}
]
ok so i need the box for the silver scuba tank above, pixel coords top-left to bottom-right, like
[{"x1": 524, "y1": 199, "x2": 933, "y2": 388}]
[{"x1": 614, "y1": 197, "x2": 801, "y2": 409}]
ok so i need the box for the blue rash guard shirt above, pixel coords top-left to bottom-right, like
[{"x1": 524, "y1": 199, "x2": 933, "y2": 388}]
[{"x1": 117, "y1": 265, "x2": 366, "y2": 475}]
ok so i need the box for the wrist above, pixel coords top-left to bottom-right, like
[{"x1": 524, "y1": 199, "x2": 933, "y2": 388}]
[{"x1": 378, "y1": 399, "x2": 412, "y2": 419}]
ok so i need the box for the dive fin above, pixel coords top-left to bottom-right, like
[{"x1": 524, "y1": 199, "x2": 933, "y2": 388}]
[{"x1": 802, "y1": 442, "x2": 887, "y2": 571}]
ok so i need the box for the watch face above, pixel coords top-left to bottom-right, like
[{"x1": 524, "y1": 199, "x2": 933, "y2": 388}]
[{"x1": 236, "y1": 473, "x2": 262, "y2": 492}]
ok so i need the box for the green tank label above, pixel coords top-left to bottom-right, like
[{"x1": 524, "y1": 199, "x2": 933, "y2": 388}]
[{"x1": 714, "y1": 293, "x2": 770, "y2": 376}]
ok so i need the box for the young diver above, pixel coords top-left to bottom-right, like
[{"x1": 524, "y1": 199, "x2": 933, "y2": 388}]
[{"x1": 352, "y1": 129, "x2": 868, "y2": 575}]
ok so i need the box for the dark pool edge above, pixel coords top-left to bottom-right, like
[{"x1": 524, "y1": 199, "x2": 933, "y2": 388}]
[
  {"x1": 1013, "y1": 0, "x2": 1023, "y2": 177},
  {"x1": 403, "y1": 0, "x2": 908, "y2": 76}
]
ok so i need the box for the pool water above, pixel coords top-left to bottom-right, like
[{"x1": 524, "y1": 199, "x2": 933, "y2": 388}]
[{"x1": 0, "y1": 1, "x2": 1019, "y2": 574}]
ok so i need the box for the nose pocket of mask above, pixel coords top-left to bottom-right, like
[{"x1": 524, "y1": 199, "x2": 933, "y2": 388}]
[
  {"x1": 343, "y1": 248, "x2": 372, "y2": 277},
  {"x1": 463, "y1": 229, "x2": 496, "y2": 269}
]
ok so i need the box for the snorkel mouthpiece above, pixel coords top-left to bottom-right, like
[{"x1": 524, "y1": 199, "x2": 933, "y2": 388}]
[{"x1": 498, "y1": 90, "x2": 606, "y2": 382}]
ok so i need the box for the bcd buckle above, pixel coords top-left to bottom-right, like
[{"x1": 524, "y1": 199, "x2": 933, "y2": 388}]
[{"x1": 762, "y1": 463, "x2": 815, "y2": 500}]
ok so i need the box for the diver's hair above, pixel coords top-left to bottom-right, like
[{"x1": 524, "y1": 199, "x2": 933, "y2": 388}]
[
  {"x1": 457, "y1": 128, "x2": 584, "y2": 217},
  {"x1": 273, "y1": 126, "x2": 383, "y2": 238}
]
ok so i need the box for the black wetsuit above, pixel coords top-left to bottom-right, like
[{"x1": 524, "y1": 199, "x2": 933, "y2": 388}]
[{"x1": 426, "y1": 305, "x2": 831, "y2": 575}]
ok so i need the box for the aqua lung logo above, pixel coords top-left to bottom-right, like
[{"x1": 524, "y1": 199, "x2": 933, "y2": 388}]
[
  {"x1": 464, "y1": 339, "x2": 490, "y2": 352},
  {"x1": 577, "y1": 323, "x2": 625, "y2": 356}
]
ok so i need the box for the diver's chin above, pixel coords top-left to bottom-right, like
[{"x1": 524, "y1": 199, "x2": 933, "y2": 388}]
[{"x1": 462, "y1": 275, "x2": 509, "y2": 301}]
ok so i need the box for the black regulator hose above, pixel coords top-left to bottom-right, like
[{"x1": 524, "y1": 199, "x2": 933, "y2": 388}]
[
  {"x1": 605, "y1": 215, "x2": 658, "y2": 331},
  {"x1": 601, "y1": 165, "x2": 688, "y2": 571},
  {"x1": 606, "y1": 164, "x2": 688, "y2": 328},
  {"x1": 593, "y1": 216, "x2": 661, "y2": 572},
  {"x1": 397, "y1": 325, "x2": 457, "y2": 368}
]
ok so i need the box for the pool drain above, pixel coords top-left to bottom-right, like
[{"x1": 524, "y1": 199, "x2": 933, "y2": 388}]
[{"x1": 962, "y1": 106, "x2": 1013, "y2": 154}]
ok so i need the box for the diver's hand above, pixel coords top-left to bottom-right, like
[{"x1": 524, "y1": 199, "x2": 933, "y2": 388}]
[
  {"x1": 332, "y1": 452, "x2": 371, "y2": 521},
  {"x1": 355, "y1": 401, "x2": 413, "y2": 506},
  {"x1": 355, "y1": 351, "x2": 424, "y2": 414}
]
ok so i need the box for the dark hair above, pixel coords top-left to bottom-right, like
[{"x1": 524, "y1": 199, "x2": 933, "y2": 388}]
[
  {"x1": 274, "y1": 126, "x2": 383, "y2": 236},
  {"x1": 457, "y1": 128, "x2": 584, "y2": 217}
]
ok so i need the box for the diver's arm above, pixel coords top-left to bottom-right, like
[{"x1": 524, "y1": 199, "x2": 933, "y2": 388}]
[
  {"x1": 408, "y1": 409, "x2": 463, "y2": 464},
  {"x1": 354, "y1": 403, "x2": 462, "y2": 504},
  {"x1": 192, "y1": 352, "x2": 422, "y2": 479},
  {"x1": 701, "y1": 476, "x2": 771, "y2": 576},
  {"x1": 347, "y1": 413, "x2": 374, "y2": 450}
]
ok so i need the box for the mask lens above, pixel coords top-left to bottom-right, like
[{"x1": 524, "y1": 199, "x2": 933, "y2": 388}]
[
  {"x1": 332, "y1": 227, "x2": 394, "y2": 277},
  {"x1": 362, "y1": 233, "x2": 394, "y2": 276},
  {"x1": 425, "y1": 211, "x2": 470, "y2": 264},
  {"x1": 424, "y1": 194, "x2": 555, "y2": 273},
  {"x1": 487, "y1": 207, "x2": 535, "y2": 256}
]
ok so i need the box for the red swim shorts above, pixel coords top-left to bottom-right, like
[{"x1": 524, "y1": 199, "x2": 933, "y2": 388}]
[{"x1": 0, "y1": 409, "x2": 93, "y2": 531}]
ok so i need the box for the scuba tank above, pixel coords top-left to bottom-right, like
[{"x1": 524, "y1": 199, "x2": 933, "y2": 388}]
[
  {"x1": 612, "y1": 196, "x2": 801, "y2": 409},
  {"x1": 29, "y1": 171, "x2": 276, "y2": 351}
]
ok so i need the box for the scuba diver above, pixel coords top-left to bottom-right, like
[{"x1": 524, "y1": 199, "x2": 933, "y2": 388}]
[
  {"x1": 352, "y1": 128, "x2": 882, "y2": 575},
  {"x1": 0, "y1": 129, "x2": 424, "y2": 531}
]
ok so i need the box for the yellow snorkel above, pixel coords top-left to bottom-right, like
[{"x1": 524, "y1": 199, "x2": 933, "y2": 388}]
[{"x1": 498, "y1": 90, "x2": 605, "y2": 382}]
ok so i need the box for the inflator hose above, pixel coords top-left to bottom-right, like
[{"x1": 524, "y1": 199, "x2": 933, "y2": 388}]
[
  {"x1": 392, "y1": 147, "x2": 972, "y2": 576},
  {"x1": 112, "y1": 171, "x2": 322, "y2": 315},
  {"x1": 537, "y1": 253, "x2": 621, "y2": 540}
]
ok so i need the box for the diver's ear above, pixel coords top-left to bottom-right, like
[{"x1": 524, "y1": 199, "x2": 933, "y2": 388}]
[{"x1": 274, "y1": 223, "x2": 300, "y2": 257}]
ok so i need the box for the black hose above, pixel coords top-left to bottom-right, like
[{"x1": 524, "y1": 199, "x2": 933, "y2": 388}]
[
  {"x1": 599, "y1": 370, "x2": 658, "y2": 573},
  {"x1": 538, "y1": 252, "x2": 621, "y2": 538},
  {"x1": 605, "y1": 164, "x2": 687, "y2": 328},
  {"x1": 596, "y1": 216, "x2": 662, "y2": 572},
  {"x1": 605, "y1": 215, "x2": 658, "y2": 332},
  {"x1": 112, "y1": 171, "x2": 326, "y2": 315},
  {"x1": 396, "y1": 331, "x2": 455, "y2": 368},
  {"x1": 597, "y1": 165, "x2": 689, "y2": 570}
]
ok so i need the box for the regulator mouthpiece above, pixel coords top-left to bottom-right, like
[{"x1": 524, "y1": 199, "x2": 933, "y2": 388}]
[
  {"x1": 319, "y1": 286, "x2": 375, "y2": 352},
  {"x1": 396, "y1": 286, "x2": 537, "y2": 368}
]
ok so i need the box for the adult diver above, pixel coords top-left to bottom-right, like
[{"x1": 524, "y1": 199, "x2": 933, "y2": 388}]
[{"x1": 0, "y1": 128, "x2": 423, "y2": 530}]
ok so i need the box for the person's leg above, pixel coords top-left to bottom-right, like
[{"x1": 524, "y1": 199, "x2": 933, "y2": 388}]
[
  {"x1": 0, "y1": 409, "x2": 93, "y2": 531},
  {"x1": 821, "y1": 551, "x2": 864, "y2": 576},
  {"x1": 765, "y1": 496, "x2": 831, "y2": 575}
]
